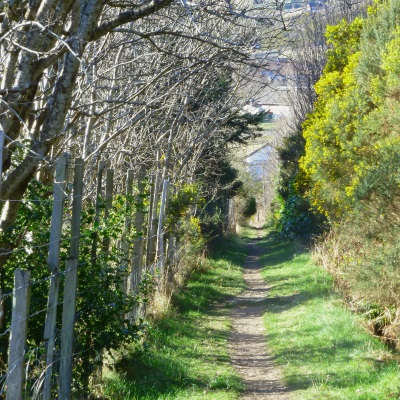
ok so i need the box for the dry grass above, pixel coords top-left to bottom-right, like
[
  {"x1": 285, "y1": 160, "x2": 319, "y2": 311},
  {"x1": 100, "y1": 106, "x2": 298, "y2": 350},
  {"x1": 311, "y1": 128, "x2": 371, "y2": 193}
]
[
  {"x1": 147, "y1": 244, "x2": 210, "y2": 321},
  {"x1": 312, "y1": 220, "x2": 400, "y2": 351}
]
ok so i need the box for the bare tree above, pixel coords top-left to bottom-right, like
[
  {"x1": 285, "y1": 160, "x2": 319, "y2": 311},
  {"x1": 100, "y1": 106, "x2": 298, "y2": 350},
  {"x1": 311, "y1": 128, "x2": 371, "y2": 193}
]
[{"x1": 0, "y1": 0, "x2": 287, "y2": 329}]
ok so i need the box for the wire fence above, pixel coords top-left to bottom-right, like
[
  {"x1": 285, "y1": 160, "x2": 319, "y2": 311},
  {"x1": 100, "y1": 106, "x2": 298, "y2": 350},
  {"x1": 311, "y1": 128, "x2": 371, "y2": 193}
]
[{"x1": 0, "y1": 152, "x2": 188, "y2": 399}]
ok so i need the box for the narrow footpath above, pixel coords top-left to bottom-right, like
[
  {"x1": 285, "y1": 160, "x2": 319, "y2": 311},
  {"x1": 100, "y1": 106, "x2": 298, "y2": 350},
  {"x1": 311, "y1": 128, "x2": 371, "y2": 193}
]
[{"x1": 229, "y1": 235, "x2": 292, "y2": 399}]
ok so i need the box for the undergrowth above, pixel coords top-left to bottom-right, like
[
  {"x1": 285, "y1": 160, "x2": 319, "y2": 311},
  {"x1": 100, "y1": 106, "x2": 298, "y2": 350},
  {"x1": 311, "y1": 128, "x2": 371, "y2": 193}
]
[
  {"x1": 313, "y1": 222, "x2": 400, "y2": 352},
  {"x1": 100, "y1": 235, "x2": 247, "y2": 399}
]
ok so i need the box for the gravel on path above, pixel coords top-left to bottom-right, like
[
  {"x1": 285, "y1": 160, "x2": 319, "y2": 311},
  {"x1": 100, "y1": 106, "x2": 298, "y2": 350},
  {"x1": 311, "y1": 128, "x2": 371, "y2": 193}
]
[{"x1": 229, "y1": 237, "x2": 292, "y2": 399}]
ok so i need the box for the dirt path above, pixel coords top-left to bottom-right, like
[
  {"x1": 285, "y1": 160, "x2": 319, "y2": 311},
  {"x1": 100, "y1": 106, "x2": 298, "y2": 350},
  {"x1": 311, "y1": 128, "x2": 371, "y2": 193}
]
[{"x1": 229, "y1": 238, "x2": 292, "y2": 399}]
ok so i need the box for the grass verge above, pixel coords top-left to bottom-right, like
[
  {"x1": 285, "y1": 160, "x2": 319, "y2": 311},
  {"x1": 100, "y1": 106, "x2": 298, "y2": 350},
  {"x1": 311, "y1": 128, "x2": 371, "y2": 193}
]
[
  {"x1": 101, "y1": 235, "x2": 247, "y2": 400},
  {"x1": 254, "y1": 229, "x2": 400, "y2": 400}
]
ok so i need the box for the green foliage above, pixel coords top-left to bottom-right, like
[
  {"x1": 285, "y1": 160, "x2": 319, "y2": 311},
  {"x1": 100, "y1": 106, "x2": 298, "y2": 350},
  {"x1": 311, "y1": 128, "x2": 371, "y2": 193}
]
[
  {"x1": 300, "y1": 1, "x2": 400, "y2": 220},
  {"x1": 273, "y1": 193, "x2": 326, "y2": 240},
  {"x1": 300, "y1": 17, "x2": 365, "y2": 218},
  {"x1": 189, "y1": 76, "x2": 233, "y2": 112},
  {"x1": 0, "y1": 179, "x2": 153, "y2": 396},
  {"x1": 299, "y1": 0, "x2": 400, "y2": 352},
  {"x1": 200, "y1": 159, "x2": 243, "y2": 239},
  {"x1": 166, "y1": 184, "x2": 206, "y2": 255},
  {"x1": 1, "y1": 180, "x2": 53, "y2": 352},
  {"x1": 73, "y1": 192, "x2": 153, "y2": 395},
  {"x1": 299, "y1": 0, "x2": 400, "y2": 221},
  {"x1": 242, "y1": 196, "x2": 257, "y2": 219},
  {"x1": 167, "y1": 184, "x2": 200, "y2": 229},
  {"x1": 273, "y1": 130, "x2": 326, "y2": 240},
  {"x1": 277, "y1": 131, "x2": 306, "y2": 201},
  {"x1": 225, "y1": 111, "x2": 265, "y2": 144},
  {"x1": 324, "y1": 18, "x2": 363, "y2": 73}
]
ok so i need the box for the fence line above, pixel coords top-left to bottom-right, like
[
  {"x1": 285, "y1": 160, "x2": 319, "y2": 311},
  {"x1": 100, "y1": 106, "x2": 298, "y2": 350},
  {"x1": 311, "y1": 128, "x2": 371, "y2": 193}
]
[
  {"x1": 6, "y1": 269, "x2": 30, "y2": 400},
  {"x1": 0, "y1": 154, "x2": 198, "y2": 399}
]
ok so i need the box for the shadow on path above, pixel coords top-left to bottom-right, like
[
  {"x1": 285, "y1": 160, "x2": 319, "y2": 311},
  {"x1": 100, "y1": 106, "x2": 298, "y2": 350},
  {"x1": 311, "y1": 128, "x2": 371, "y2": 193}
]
[{"x1": 230, "y1": 233, "x2": 293, "y2": 400}]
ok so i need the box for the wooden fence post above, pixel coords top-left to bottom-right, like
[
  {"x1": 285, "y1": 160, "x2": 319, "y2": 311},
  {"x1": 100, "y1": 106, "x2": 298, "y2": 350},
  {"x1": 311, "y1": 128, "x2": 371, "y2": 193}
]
[
  {"x1": 131, "y1": 165, "x2": 146, "y2": 318},
  {"x1": 0, "y1": 129, "x2": 5, "y2": 198},
  {"x1": 42, "y1": 153, "x2": 69, "y2": 400},
  {"x1": 147, "y1": 157, "x2": 161, "y2": 272},
  {"x1": 120, "y1": 170, "x2": 134, "y2": 294},
  {"x1": 102, "y1": 169, "x2": 114, "y2": 254},
  {"x1": 59, "y1": 158, "x2": 84, "y2": 400},
  {"x1": 165, "y1": 183, "x2": 175, "y2": 290},
  {"x1": 166, "y1": 233, "x2": 176, "y2": 289},
  {"x1": 91, "y1": 161, "x2": 105, "y2": 267},
  {"x1": 146, "y1": 173, "x2": 155, "y2": 266},
  {"x1": 156, "y1": 180, "x2": 169, "y2": 279},
  {"x1": 6, "y1": 269, "x2": 31, "y2": 400}
]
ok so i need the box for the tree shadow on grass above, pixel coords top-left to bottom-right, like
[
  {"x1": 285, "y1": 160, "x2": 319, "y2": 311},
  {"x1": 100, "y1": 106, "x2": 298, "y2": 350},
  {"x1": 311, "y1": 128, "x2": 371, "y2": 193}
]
[
  {"x1": 275, "y1": 350, "x2": 398, "y2": 392},
  {"x1": 103, "y1": 237, "x2": 246, "y2": 399},
  {"x1": 107, "y1": 303, "x2": 240, "y2": 399},
  {"x1": 259, "y1": 233, "x2": 307, "y2": 265},
  {"x1": 112, "y1": 355, "x2": 202, "y2": 393},
  {"x1": 246, "y1": 231, "x2": 328, "y2": 313}
]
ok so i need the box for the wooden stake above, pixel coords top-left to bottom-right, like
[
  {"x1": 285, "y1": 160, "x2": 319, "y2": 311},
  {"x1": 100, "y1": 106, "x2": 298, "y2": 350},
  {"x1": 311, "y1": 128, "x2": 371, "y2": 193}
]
[
  {"x1": 156, "y1": 180, "x2": 169, "y2": 278},
  {"x1": 43, "y1": 153, "x2": 69, "y2": 400},
  {"x1": 59, "y1": 158, "x2": 84, "y2": 400},
  {"x1": 91, "y1": 161, "x2": 105, "y2": 267},
  {"x1": 147, "y1": 156, "x2": 161, "y2": 271},
  {"x1": 6, "y1": 270, "x2": 31, "y2": 400},
  {"x1": 131, "y1": 165, "x2": 146, "y2": 294},
  {"x1": 120, "y1": 170, "x2": 134, "y2": 294},
  {"x1": 102, "y1": 169, "x2": 114, "y2": 254},
  {"x1": 0, "y1": 129, "x2": 5, "y2": 199}
]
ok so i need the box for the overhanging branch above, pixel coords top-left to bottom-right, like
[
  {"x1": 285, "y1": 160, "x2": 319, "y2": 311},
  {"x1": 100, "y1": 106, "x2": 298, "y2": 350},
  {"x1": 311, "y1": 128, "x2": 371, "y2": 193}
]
[{"x1": 90, "y1": 0, "x2": 175, "y2": 41}]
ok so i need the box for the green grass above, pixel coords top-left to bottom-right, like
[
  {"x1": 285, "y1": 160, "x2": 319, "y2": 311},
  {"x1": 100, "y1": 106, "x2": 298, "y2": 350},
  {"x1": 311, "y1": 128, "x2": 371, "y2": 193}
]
[
  {"x1": 101, "y1": 235, "x2": 247, "y2": 399},
  {"x1": 256, "y1": 229, "x2": 400, "y2": 400},
  {"x1": 102, "y1": 228, "x2": 400, "y2": 399}
]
